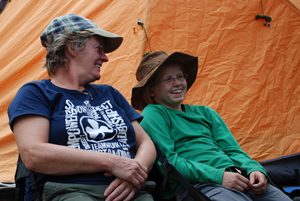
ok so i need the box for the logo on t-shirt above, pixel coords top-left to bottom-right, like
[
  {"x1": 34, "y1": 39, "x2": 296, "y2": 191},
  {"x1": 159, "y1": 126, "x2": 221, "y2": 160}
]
[{"x1": 64, "y1": 99, "x2": 132, "y2": 158}]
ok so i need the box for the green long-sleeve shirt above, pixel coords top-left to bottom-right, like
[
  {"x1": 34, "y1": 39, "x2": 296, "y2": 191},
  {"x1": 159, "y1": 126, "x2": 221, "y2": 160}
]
[{"x1": 141, "y1": 104, "x2": 268, "y2": 199}]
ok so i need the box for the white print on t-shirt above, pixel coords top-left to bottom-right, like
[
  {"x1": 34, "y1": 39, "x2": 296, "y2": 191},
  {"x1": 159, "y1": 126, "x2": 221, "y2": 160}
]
[{"x1": 64, "y1": 99, "x2": 131, "y2": 158}]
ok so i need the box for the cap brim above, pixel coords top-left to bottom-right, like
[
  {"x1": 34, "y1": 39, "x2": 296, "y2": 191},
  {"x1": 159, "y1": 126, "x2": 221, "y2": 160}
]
[
  {"x1": 131, "y1": 52, "x2": 198, "y2": 110},
  {"x1": 86, "y1": 28, "x2": 123, "y2": 53}
]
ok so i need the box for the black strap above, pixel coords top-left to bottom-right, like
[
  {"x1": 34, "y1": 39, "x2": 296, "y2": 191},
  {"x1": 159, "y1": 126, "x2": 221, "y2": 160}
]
[
  {"x1": 155, "y1": 145, "x2": 211, "y2": 201},
  {"x1": 15, "y1": 155, "x2": 29, "y2": 201},
  {"x1": 15, "y1": 155, "x2": 41, "y2": 201},
  {"x1": 295, "y1": 169, "x2": 300, "y2": 185},
  {"x1": 29, "y1": 171, "x2": 41, "y2": 201}
]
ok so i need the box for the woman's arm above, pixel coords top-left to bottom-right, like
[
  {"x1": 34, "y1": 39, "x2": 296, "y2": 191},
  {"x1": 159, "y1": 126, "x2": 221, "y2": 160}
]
[
  {"x1": 103, "y1": 120, "x2": 156, "y2": 201},
  {"x1": 132, "y1": 120, "x2": 156, "y2": 172},
  {"x1": 13, "y1": 114, "x2": 147, "y2": 189}
]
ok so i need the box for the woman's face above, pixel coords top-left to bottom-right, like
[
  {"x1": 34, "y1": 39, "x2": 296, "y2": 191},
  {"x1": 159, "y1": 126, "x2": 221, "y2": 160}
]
[
  {"x1": 74, "y1": 36, "x2": 108, "y2": 83},
  {"x1": 150, "y1": 62, "x2": 187, "y2": 111}
]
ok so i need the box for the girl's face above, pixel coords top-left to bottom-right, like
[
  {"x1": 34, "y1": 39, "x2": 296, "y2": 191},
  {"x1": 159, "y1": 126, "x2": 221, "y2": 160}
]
[{"x1": 149, "y1": 62, "x2": 187, "y2": 111}]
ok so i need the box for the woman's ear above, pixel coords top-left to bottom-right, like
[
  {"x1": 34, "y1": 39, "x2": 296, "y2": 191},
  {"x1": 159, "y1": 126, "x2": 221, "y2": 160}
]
[
  {"x1": 145, "y1": 87, "x2": 155, "y2": 97},
  {"x1": 67, "y1": 42, "x2": 76, "y2": 58}
]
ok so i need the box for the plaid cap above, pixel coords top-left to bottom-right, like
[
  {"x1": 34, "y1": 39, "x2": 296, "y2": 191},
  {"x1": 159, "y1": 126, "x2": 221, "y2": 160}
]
[{"x1": 40, "y1": 14, "x2": 123, "y2": 53}]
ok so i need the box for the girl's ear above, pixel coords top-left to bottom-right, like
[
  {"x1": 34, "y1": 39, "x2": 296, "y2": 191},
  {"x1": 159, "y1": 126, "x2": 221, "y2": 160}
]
[{"x1": 145, "y1": 87, "x2": 155, "y2": 97}]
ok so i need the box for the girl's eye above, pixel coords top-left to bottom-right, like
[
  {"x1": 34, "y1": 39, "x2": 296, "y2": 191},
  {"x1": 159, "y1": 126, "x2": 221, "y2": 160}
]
[
  {"x1": 177, "y1": 75, "x2": 183, "y2": 79},
  {"x1": 164, "y1": 78, "x2": 172, "y2": 84}
]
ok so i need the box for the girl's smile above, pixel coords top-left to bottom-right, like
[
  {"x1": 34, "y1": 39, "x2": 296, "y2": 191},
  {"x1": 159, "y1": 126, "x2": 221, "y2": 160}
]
[{"x1": 149, "y1": 62, "x2": 187, "y2": 111}]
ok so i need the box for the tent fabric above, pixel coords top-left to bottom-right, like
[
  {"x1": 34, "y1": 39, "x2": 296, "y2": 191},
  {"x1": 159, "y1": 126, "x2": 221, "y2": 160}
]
[{"x1": 0, "y1": 0, "x2": 299, "y2": 182}]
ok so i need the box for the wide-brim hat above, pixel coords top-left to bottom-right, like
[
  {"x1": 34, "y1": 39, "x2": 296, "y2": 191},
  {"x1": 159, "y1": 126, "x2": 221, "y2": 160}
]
[
  {"x1": 131, "y1": 51, "x2": 198, "y2": 111},
  {"x1": 40, "y1": 14, "x2": 123, "y2": 53}
]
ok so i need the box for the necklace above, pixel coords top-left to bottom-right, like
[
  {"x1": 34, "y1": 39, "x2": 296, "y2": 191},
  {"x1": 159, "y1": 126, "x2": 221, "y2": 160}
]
[
  {"x1": 51, "y1": 78, "x2": 93, "y2": 101},
  {"x1": 81, "y1": 88, "x2": 93, "y2": 101}
]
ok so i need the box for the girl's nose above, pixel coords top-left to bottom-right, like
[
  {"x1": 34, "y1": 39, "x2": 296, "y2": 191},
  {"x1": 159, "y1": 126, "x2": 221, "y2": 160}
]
[{"x1": 173, "y1": 78, "x2": 181, "y2": 86}]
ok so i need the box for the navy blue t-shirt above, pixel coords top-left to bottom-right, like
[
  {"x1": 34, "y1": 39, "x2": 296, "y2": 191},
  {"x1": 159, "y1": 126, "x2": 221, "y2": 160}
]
[{"x1": 8, "y1": 79, "x2": 142, "y2": 199}]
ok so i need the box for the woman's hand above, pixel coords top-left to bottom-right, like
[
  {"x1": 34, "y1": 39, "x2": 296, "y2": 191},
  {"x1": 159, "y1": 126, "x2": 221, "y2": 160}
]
[
  {"x1": 107, "y1": 157, "x2": 148, "y2": 190},
  {"x1": 104, "y1": 177, "x2": 137, "y2": 201}
]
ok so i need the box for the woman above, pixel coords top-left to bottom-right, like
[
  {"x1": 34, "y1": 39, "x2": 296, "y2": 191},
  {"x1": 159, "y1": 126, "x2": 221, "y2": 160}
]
[
  {"x1": 131, "y1": 51, "x2": 291, "y2": 201},
  {"x1": 8, "y1": 14, "x2": 156, "y2": 201}
]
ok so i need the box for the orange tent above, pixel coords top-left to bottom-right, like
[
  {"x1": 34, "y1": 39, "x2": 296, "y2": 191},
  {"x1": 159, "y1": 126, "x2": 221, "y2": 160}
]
[{"x1": 0, "y1": 0, "x2": 299, "y2": 182}]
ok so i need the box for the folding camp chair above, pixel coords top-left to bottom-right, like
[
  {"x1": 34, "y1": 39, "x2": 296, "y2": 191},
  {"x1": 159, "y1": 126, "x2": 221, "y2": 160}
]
[
  {"x1": 0, "y1": 181, "x2": 15, "y2": 201},
  {"x1": 260, "y1": 152, "x2": 300, "y2": 200},
  {"x1": 0, "y1": 155, "x2": 41, "y2": 201},
  {"x1": 147, "y1": 144, "x2": 211, "y2": 201}
]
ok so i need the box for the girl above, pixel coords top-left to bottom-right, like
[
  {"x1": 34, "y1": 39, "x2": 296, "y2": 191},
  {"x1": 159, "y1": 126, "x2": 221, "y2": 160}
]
[{"x1": 131, "y1": 51, "x2": 291, "y2": 201}]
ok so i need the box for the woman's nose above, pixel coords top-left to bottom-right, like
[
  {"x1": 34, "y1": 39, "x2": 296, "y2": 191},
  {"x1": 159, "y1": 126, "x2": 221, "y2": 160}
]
[{"x1": 101, "y1": 53, "x2": 109, "y2": 62}]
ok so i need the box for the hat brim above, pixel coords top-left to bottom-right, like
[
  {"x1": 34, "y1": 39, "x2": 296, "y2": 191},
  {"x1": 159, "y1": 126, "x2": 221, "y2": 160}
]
[
  {"x1": 86, "y1": 28, "x2": 123, "y2": 53},
  {"x1": 131, "y1": 52, "x2": 198, "y2": 110}
]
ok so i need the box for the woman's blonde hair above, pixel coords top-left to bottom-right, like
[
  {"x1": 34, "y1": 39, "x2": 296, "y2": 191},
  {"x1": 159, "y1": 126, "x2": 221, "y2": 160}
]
[{"x1": 44, "y1": 30, "x2": 95, "y2": 77}]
